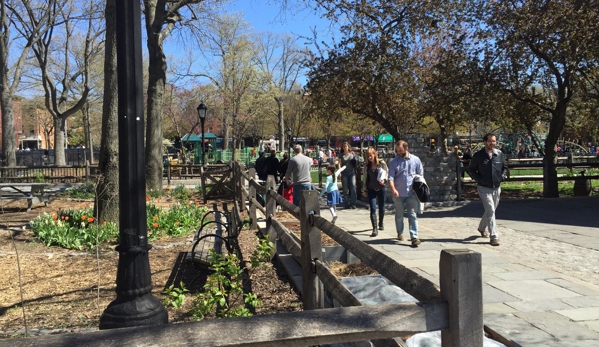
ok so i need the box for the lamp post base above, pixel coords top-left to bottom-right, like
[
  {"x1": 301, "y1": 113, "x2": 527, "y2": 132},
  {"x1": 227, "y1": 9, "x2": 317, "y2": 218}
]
[{"x1": 99, "y1": 293, "x2": 168, "y2": 330}]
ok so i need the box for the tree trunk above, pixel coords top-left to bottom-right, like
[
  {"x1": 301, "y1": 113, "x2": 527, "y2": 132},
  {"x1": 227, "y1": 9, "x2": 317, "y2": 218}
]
[
  {"x1": 543, "y1": 103, "x2": 567, "y2": 198},
  {"x1": 83, "y1": 102, "x2": 94, "y2": 164},
  {"x1": 276, "y1": 97, "x2": 284, "y2": 152},
  {"x1": 145, "y1": 25, "x2": 166, "y2": 191},
  {"x1": 54, "y1": 117, "x2": 67, "y2": 165},
  {"x1": 0, "y1": 93, "x2": 17, "y2": 166},
  {"x1": 95, "y1": 0, "x2": 119, "y2": 224}
]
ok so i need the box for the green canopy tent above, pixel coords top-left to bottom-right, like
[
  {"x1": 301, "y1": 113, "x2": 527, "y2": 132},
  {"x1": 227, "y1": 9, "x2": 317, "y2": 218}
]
[{"x1": 181, "y1": 132, "x2": 218, "y2": 163}]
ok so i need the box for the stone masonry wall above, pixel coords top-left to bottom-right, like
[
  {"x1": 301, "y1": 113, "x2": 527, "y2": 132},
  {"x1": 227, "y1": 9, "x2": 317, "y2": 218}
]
[
  {"x1": 376, "y1": 133, "x2": 458, "y2": 202},
  {"x1": 403, "y1": 133, "x2": 458, "y2": 202}
]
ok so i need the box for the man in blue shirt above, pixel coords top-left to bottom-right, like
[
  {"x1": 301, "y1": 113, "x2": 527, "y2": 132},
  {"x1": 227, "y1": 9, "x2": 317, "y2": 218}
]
[{"x1": 388, "y1": 140, "x2": 424, "y2": 246}]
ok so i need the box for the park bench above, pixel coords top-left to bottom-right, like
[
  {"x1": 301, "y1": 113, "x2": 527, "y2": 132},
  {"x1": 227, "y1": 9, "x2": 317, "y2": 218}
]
[
  {"x1": 0, "y1": 183, "x2": 50, "y2": 211},
  {"x1": 187, "y1": 201, "x2": 249, "y2": 267}
]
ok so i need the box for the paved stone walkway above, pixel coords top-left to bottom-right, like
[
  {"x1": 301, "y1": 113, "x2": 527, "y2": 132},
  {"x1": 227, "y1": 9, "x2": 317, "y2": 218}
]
[{"x1": 327, "y1": 196, "x2": 599, "y2": 347}]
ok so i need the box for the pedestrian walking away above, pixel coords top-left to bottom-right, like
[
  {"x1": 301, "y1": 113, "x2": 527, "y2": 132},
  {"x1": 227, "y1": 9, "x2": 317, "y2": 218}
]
[
  {"x1": 264, "y1": 149, "x2": 280, "y2": 183},
  {"x1": 254, "y1": 151, "x2": 267, "y2": 181},
  {"x1": 388, "y1": 140, "x2": 424, "y2": 247},
  {"x1": 285, "y1": 144, "x2": 314, "y2": 206},
  {"x1": 319, "y1": 165, "x2": 345, "y2": 224},
  {"x1": 467, "y1": 133, "x2": 508, "y2": 246},
  {"x1": 278, "y1": 152, "x2": 289, "y2": 182},
  {"x1": 338, "y1": 142, "x2": 358, "y2": 209},
  {"x1": 362, "y1": 147, "x2": 388, "y2": 237}
]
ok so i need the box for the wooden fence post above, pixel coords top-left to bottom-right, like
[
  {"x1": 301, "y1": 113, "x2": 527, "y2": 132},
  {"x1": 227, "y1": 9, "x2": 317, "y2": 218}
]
[
  {"x1": 201, "y1": 166, "x2": 206, "y2": 204},
  {"x1": 238, "y1": 164, "x2": 246, "y2": 210},
  {"x1": 265, "y1": 176, "x2": 277, "y2": 258},
  {"x1": 440, "y1": 249, "x2": 483, "y2": 347},
  {"x1": 300, "y1": 190, "x2": 322, "y2": 310},
  {"x1": 456, "y1": 159, "x2": 462, "y2": 201},
  {"x1": 167, "y1": 160, "x2": 171, "y2": 188},
  {"x1": 248, "y1": 168, "x2": 257, "y2": 229}
]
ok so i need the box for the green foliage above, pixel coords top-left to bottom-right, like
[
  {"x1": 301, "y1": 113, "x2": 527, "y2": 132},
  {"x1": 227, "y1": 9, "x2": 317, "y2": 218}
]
[
  {"x1": 30, "y1": 201, "x2": 207, "y2": 249},
  {"x1": 63, "y1": 182, "x2": 96, "y2": 199},
  {"x1": 34, "y1": 172, "x2": 45, "y2": 183},
  {"x1": 190, "y1": 249, "x2": 261, "y2": 320},
  {"x1": 250, "y1": 238, "x2": 274, "y2": 268},
  {"x1": 146, "y1": 201, "x2": 207, "y2": 240},
  {"x1": 30, "y1": 211, "x2": 118, "y2": 250},
  {"x1": 147, "y1": 189, "x2": 163, "y2": 199},
  {"x1": 173, "y1": 184, "x2": 193, "y2": 200},
  {"x1": 162, "y1": 282, "x2": 189, "y2": 308}
]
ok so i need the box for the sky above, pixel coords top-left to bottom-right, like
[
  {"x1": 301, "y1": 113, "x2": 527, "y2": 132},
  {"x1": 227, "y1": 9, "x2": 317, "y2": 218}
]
[{"x1": 227, "y1": 0, "x2": 334, "y2": 43}]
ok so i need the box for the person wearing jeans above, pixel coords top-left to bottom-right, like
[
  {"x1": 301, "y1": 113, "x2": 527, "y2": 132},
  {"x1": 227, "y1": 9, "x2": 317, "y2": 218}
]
[
  {"x1": 285, "y1": 144, "x2": 314, "y2": 206},
  {"x1": 338, "y1": 142, "x2": 358, "y2": 209},
  {"x1": 392, "y1": 194, "x2": 420, "y2": 242},
  {"x1": 362, "y1": 147, "x2": 388, "y2": 237},
  {"x1": 388, "y1": 140, "x2": 424, "y2": 247}
]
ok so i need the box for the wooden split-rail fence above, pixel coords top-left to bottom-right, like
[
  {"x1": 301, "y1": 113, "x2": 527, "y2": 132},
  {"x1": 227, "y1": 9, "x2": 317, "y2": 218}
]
[{"x1": 1, "y1": 161, "x2": 515, "y2": 347}]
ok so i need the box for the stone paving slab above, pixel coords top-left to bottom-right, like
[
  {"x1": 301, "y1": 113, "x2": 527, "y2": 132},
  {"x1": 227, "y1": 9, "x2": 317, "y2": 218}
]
[
  {"x1": 504, "y1": 298, "x2": 574, "y2": 313},
  {"x1": 484, "y1": 313, "x2": 557, "y2": 346},
  {"x1": 514, "y1": 311, "x2": 599, "y2": 342},
  {"x1": 484, "y1": 303, "x2": 518, "y2": 314},
  {"x1": 546, "y1": 278, "x2": 599, "y2": 296},
  {"x1": 554, "y1": 307, "x2": 599, "y2": 322},
  {"x1": 482, "y1": 284, "x2": 520, "y2": 304},
  {"x1": 312, "y1": 197, "x2": 599, "y2": 346},
  {"x1": 583, "y1": 320, "x2": 599, "y2": 334},
  {"x1": 486, "y1": 279, "x2": 582, "y2": 301},
  {"x1": 493, "y1": 271, "x2": 560, "y2": 281},
  {"x1": 561, "y1": 295, "x2": 599, "y2": 308}
]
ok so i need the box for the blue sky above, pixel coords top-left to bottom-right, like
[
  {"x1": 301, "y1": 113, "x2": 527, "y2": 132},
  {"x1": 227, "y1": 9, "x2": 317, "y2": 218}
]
[{"x1": 228, "y1": 0, "x2": 334, "y2": 42}]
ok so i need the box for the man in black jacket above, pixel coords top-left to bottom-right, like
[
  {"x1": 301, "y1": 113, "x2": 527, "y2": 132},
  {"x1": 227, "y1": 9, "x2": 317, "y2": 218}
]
[{"x1": 467, "y1": 133, "x2": 508, "y2": 246}]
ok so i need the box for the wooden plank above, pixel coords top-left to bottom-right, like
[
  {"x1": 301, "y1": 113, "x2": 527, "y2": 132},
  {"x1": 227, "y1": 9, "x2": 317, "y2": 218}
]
[
  {"x1": 267, "y1": 189, "x2": 300, "y2": 219},
  {"x1": 300, "y1": 190, "x2": 321, "y2": 310},
  {"x1": 440, "y1": 249, "x2": 483, "y2": 346},
  {"x1": 272, "y1": 219, "x2": 301, "y2": 262},
  {"x1": 312, "y1": 215, "x2": 442, "y2": 303},
  {"x1": 0, "y1": 303, "x2": 449, "y2": 347},
  {"x1": 315, "y1": 260, "x2": 362, "y2": 307},
  {"x1": 248, "y1": 168, "x2": 257, "y2": 229}
]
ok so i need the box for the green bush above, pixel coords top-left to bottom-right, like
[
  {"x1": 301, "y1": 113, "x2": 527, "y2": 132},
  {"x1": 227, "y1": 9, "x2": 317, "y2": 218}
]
[
  {"x1": 62, "y1": 182, "x2": 96, "y2": 199},
  {"x1": 173, "y1": 184, "x2": 193, "y2": 200},
  {"x1": 30, "y1": 211, "x2": 119, "y2": 250},
  {"x1": 147, "y1": 201, "x2": 207, "y2": 240},
  {"x1": 31, "y1": 202, "x2": 207, "y2": 249}
]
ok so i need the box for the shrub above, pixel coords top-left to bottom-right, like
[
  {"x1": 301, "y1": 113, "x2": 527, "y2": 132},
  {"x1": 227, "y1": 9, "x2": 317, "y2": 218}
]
[
  {"x1": 30, "y1": 212, "x2": 119, "y2": 250},
  {"x1": 62, "y1": 182, "x2": 96, "y2": 199}
]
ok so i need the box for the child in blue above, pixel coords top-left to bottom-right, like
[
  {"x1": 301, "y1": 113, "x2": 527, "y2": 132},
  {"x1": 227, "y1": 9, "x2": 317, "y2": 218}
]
[{"x1": 319, "y1": 165, "x2": 345, "y2": 224}]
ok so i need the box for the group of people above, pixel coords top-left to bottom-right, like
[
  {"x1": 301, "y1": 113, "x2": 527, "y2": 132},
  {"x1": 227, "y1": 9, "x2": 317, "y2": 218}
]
[{"x1": 274, "y1": 134, "x2": 508, "y2": 248}]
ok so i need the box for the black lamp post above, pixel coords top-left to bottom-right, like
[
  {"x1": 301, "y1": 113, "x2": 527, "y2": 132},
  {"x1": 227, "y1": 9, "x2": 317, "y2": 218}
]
[
  {"x1": 197, "y1": 103, "x2": 207, "y2": 165},
  {"x1": 286, "y1": 127, "x2": 292, "y2": 158},
  {"x1": 100, "y1": 0, "x2": 167, "y2": 329}
]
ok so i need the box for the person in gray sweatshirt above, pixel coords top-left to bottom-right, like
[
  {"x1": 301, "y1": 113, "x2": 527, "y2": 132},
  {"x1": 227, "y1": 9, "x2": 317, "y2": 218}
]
[{"x1": 285, "y1": 144, "x2": 314, "y2": 206}]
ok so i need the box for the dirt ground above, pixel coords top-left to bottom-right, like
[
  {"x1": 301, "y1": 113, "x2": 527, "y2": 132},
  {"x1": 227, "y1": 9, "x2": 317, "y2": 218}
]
[
  {"x1": 0, "y1": 197, "x2": 305, "y2": 337},
  {"x1": 0, "y1": 186, "x2": 533, "y2": 338}
]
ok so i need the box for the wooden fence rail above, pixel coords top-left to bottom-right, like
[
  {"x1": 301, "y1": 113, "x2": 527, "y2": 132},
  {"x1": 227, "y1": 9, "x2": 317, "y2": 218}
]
[
  {"x1": 233, "y1": 162, "x2": 485, "y2": 346},
  {"x1": 2, "y1": 161, "x2": 486, "y2": 346}
]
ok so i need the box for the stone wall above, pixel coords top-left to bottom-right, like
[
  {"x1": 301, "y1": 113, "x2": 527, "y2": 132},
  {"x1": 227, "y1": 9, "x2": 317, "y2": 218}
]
[
  {"x1": 374, "y1": 134, "x2": 458, "y2": 202},
  {"x1": 403, "y1": 133, "x2": 458, "y2": 202}
]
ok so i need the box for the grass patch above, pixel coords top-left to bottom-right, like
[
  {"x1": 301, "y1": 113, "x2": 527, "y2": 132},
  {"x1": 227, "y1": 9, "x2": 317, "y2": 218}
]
[{"x1": 501, "y1": 180, "x2": 599, "y2": 197}]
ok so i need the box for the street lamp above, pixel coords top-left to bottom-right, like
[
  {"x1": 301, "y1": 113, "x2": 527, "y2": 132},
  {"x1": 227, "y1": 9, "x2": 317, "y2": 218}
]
[
  {"x1": 197, "y1": 103, "x2": 207, "y2": 165},
  {"x1": 286, "y1": 127, "x2": 292, "y2": 158}
]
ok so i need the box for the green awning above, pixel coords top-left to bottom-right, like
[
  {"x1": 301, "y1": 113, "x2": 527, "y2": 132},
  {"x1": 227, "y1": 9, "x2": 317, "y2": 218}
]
[
  {"x1": 181, "y1": 132, "x2": 218, "y2": 142},
  {"x1": 377, "y1": 134, "x2": 394, "y2": 142}
]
